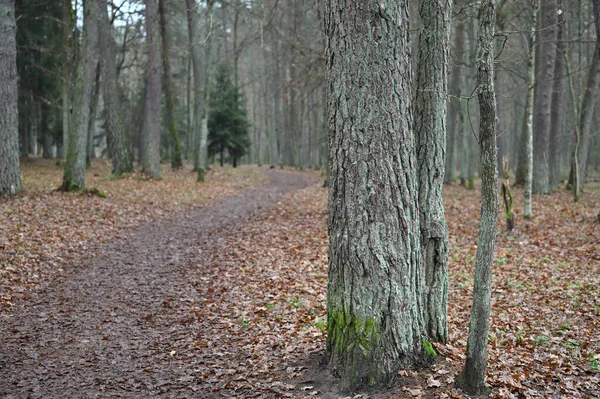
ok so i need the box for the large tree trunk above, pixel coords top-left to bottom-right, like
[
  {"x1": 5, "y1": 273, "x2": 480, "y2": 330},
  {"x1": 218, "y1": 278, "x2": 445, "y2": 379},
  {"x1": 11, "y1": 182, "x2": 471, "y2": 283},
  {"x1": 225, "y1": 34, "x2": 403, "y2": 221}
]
[
  {"x1": 97, "y1": 0, "x2": 133, "y2": 176},
  {"x1": 524, "y1": 0, "x2": 538, "y2": 219},
  {"x1": 455, "y1": 0, "x2": 498, "y2": 394},
  {"x1": 532, "y1": 0, "x2": 558, "y2": 194},
  {"x1": 325, "y1": 0, "x2": 426, "y2": 390},
  {"x1": 0, "y1": 0, "x2": 22, "y2": 197},
  {"x1": 159, "y1": 0, "x2": 183, "y2": 169},
  {"x1": 414, "y1": 0, "x2": 451, "y2": 344},
  {"x1": 62, "y1": 0, "x2": 99, "y2": 191},
  {"x1": 548, "y1": 2, "x2": 566, "y2": 191},
  {"x1": 186, "y1": 0, "x2": 207, "y2": 172},
  {"x1": 141, "y1": 0, "x2": 163, "y2": 178}
]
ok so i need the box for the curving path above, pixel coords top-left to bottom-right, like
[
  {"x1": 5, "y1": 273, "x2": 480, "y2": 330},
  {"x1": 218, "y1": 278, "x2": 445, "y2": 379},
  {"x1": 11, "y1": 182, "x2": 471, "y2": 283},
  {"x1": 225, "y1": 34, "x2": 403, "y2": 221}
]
[{"x1": 0, "y1": 169, "x2": 316, "y2": 399}]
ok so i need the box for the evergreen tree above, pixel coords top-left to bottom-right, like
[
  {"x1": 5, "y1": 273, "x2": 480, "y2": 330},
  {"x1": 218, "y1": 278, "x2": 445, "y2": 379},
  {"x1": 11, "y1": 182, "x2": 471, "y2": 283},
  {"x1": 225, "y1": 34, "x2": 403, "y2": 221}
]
[{"x1": 208, "y1": 65, "x2": 250, "y2": 167}]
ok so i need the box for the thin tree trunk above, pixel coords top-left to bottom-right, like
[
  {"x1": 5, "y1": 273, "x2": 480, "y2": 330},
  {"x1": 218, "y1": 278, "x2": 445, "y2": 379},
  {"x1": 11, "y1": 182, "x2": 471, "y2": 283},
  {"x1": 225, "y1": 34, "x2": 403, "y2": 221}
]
[
  {"x1": 159, "y1": 0, "x2": 182, "y2": 169},
  {"x1": 445, "y1": 0, "x2": 465, "y2": 184},
  {"x1": 62, "y1": 0, "x2": 99, "y2": 191},
  {"x1": 325, "y1": 0, "x2": 426, "y2": 390},
  {"x1": 569, "y1": 44, "x2": 600, "y2": 196},
  {"x1": 455, "y1": 0, "x2": 498, "y2": 395},
  {"x1": 414, "y1": 0, "x2": 451, "y2": 344},
  {"x1": 0, "y1": 0, "x2": 22, "y2": 197},
  {"x1": 524, "y1": 0, "x2": 538, "y2": 219},
  {"x1": 532, "y1": 0, "x2": 558, "y2": 194},
  {"x1": 186, "y1": 0, "x2": 206, "y2": 172},
  {"x1": 86, "y1": 64, "x2": 100, "y2": 167},
  {"x1": 141, "y1": 0, "x2": 162, "y2": 178},
  {"x1": 549, "y1": 2, "x2": 566, "y2": 191},
  {"x1": 60, "y1": 0, "x2": 72, "y2": 159},
  {"x1": 97, "y1": 0, "x2": 133, "y2": 176}
]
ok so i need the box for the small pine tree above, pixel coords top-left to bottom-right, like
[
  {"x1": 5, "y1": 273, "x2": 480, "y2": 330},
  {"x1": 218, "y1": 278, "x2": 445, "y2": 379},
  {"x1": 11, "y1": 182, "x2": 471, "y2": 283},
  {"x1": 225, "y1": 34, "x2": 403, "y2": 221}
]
[{"x1": 208, "y1": 65, "x2": 250, "y2": 167}]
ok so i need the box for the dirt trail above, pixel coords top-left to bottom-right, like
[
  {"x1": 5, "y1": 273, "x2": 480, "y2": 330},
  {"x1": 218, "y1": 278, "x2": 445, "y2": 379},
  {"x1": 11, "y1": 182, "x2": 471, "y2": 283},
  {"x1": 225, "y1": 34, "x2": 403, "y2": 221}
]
[{"x1": 0, "y1": 169, "x2": 316, "y2": 399}]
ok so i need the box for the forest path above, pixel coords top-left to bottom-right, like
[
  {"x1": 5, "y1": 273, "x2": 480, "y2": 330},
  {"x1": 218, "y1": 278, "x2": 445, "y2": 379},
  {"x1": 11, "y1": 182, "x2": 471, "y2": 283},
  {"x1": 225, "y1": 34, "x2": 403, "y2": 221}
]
[{"x1": 0, "y1": 168, "x2": 317, "y2": 399}]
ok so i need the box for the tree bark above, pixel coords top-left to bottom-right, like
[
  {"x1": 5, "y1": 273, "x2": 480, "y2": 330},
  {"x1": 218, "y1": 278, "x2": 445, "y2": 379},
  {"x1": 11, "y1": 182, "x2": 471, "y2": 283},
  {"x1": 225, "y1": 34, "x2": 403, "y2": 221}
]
[
  {"x1": 548, "y1": 2, "x2": 566, "y2": 191},
  {"x1": 524, "y1": 0, "x2": 538, "y2": 219},
  {"x1": 569, "y1": 43, "x2": 600, "y2": 197},
  {"x1": 532, "y1": 0, "x2": 558, "y2": 194},
  {"x1": 97, "y1": 0, "x2": 133, "y2": 176},
  {"x1": 60, "y1": 0, "x2": 73, "y2": 159},
  {"x1": 455, "y1": 0, "x2": 498, "y2": 395},
  {"x1": 414, "y1": 0, "x2": 451, "y2": 343},
  {"x1": 186, "y1": 0, "x2": 207, "y2": 172},
  {"x1": 158, "y1": 0, "x2": 183, "y2": 169},
  {"x1": 61, "y1": 0, "x2": 99, "y2": 191},
  {"x1": 141, "y1": 0, "x2": 163, "y2": 178},
  {"x1": 0, "y1": 0, "x2": 22, "y2": 197},
  {"x1": 325, "y1": 0, "x2": 426, "y2": 390}
]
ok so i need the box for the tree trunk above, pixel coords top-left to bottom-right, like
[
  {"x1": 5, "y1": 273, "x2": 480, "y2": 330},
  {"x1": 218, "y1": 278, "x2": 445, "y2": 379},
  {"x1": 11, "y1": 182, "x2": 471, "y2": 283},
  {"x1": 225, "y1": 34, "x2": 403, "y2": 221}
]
[
  {"x1": 524, "y1": 0, "x2": 538, "y2": 219},
  {"x1": 325, "y1": 0, "x2": 426, "y2": 390},
  {"x1": 0, "y1": 0, "x2": 22, "y2": 197},
  {"x1": 455, "y1": 0, "x2": 498, "y2": 395},
  {"x1": 141, "y1": 0, "x2": 162, "y2": 178},
  {"x1": 86, "y1": 64, "x2": 101, "y2": 167},
  {"x1": 97, "y1": 0, "x2": 133, "y2": 176},
  {"x1": 532, "y1": 0, "x2": 558, "y2": 194},
  {"x1": 549, "y1": 2, "x2": 566, "y2": 191},
  {"x1": 60, "y1": 0, "x2": 72, "y2": 159},
  {"x1": 414, "y1": 0, "x2": 451, "y2": 344},
  {"x1": 186, "y1": 0, "x2": 206, "y2": 172},
  {"x1": 62, "y1": 0, "x2": 99, "y2": 191},
  {"x1": 569, "y1": 43, "x2": 600, "y2": 196},
  {"x1": 158, "y1": 0, "x2": 182, "y2": 169}
]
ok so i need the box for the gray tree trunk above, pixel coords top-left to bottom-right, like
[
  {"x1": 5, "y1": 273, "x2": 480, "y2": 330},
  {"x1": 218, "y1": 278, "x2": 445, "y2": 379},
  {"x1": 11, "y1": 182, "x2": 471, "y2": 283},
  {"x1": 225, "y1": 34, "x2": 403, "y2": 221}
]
[
  {"x1": 325, "y1": 0, "x2": 426, "y2": 390},
  {"x1": 548, "y1": 2, "x2": 566, "y2": 191},
  {"x1": 186, "y1": 0, "x2": 207, "y2": 172},
  {"x1": 159, "y1": 0, "x2": 183, "y2": 169},
  {"x1": 62, "y1": 0, "x2": 99, "y2": 191},
  {"x1": 141, "y1": 0, "x2": 163, "y2": 178},
  {"x1": 569, "y1": 43, "x2": 600, "y2": 197},
  {"x1": 532, "y1": 0, "x2": 558, "y2": 194},
  {"x1": 455, "y1": 0, "x2": 498, "y2": 395},
  {"x1": 97, "y1": 0, "x2": 133, "y2": 176},
  {"x1": 60, "y1": 0, "x2": 72, "y2": 159},
  {"x1": 86, "y1": 65, "x2": 101, "y2": 167},
  {"x1": 524, "y1": 0, "x2": 538, "y2": 219},
  {"x1": 0, "y1": 0, "x2": 22, "y2": 197},
  {"x1": 414, "y1": 0, "x2": 451, "y2": 343},
  {"x1": 445, "y1": 0, "x2": 465, "y2": 184}
]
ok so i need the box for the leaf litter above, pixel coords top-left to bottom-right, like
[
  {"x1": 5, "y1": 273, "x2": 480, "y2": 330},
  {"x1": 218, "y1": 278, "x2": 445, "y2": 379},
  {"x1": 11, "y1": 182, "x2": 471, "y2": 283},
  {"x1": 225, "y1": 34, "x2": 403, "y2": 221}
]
[{"x1": 0, "y1": 159, "x2": 599, "y2": 398}]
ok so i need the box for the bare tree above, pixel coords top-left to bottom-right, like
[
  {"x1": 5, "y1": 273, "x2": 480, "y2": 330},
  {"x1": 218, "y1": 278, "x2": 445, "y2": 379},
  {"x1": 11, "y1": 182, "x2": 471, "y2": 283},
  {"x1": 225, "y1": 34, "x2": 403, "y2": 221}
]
[{"x1": 455, "y1": 0, "x2": 498, "y2": 395}]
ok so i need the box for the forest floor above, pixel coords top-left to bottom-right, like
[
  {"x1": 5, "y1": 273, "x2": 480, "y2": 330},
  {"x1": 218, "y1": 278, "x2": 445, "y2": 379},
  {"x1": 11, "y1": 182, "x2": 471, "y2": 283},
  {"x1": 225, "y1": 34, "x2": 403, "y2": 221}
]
[{"x1": 1, "y1": 159, "x2": 599, "y2": 398}]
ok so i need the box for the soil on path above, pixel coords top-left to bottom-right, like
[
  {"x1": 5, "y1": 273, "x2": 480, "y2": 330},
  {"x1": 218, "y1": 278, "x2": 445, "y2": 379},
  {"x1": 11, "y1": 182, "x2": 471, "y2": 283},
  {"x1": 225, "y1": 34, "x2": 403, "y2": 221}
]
[{"x1": 0, "y1": 169, "x2": 316, "y2": 399}]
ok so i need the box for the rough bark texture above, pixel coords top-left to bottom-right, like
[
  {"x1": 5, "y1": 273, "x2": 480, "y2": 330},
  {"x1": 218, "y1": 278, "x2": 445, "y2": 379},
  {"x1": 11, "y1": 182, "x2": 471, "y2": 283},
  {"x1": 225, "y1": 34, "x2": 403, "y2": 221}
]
[
  {"x1": 62, "y1": 0, "x2": 99, "y2": 191},
  {"x1": 141, "y1": 0, "x2": 163, "y2": 179},
  {"x1": 455, "y1": 0, "x2": 498, "y2": 395},
  {"x1": 414, "y1": 0, "x2": 451, "y2": 343},
  {"x1": 445, "y1": 0, "x2": 465, "y2": 184},
  {"x1": 186, "y1": 0, "x2": 207, "y2": 172},
  {"x1": 325, "y1": 0, "x2": 426, "y2": 390},
  {"x1": 524, "y1": 0, "x2": 538, "y2": 219},
  {"x1": 0, "y1": 0, "x2": 22, "y2": 197},
  {"x1": 595, "y1": 0, "x2": 600, "y2": 39},
  {"x1": 97, "y1": 0, "x2": 133, "y2": 176},
  {"x1": 532, "y1": 0, "x2": 558, "y2": 194},
  {"x1": 159, "y1": 0, "x2": 183, "y2": 169},
  {"x1": 548, "y1": 4, "x2": 565, "y2": 191}
]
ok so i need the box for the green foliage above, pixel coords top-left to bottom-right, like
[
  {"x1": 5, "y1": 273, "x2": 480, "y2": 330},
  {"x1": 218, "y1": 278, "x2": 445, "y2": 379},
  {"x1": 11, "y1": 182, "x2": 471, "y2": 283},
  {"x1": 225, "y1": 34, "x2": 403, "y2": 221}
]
[{"x1": 208, "y1": 65, "x2": 251, "y2": 167}]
